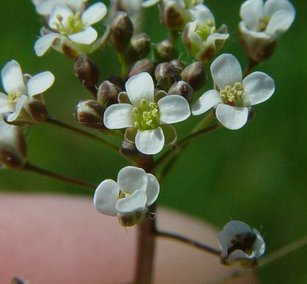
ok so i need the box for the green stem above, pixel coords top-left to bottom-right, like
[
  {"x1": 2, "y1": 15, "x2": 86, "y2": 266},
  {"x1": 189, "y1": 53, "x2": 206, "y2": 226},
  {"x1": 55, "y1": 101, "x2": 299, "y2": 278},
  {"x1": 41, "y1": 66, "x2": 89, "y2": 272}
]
[
  {"x1": 25, "y1": 162, "x2": 96, "y2": 190},
  {"x1": 155, "y1": 229, "x2": 221, "y2": 256}
]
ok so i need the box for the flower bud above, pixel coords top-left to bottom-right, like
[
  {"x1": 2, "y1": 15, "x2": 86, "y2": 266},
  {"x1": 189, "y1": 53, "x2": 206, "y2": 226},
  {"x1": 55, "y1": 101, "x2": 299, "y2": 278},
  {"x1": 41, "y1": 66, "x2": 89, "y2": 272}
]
[
  {"x1": 154, "y1": 39, "x2": 177, "y2": 62},
  {"x1": 97, "y1": 80, "x2": 122, "y2": 106},
  {"x1": 181, "y1": 61, "x2": 206, "y2": 90},
  {"x1": 120, "y1": 140, "x2": 139, "y2": 157},
  {"x1": 28, "y1": 97, "x2": 49, "y2": 122},
  {"x1": 110, "y1": 11, "x2": 134, "y2": 51},
  {"x1": 168, "y1": 80, "x2": 193, "y2": 103},
  {"x1": 160, "y1": 0, "x2": 190, "y2": 31},
  {"x1": 75, "y1": 100, "x2": 105, "y2": 129},
  {"x1": 0, "y1": 118, "x2": 27, "y2": 169},
  {"x1": 118, "y1": 209, "x2": 149, "y2": 227},
  {"x1": 128, "y1": 59, "x2": 155, "y2": 78},
  {"x1": 155, "y1": 62, "x2": 181, "y2": 90},
  {"x1": 74, "y1": 54, "x2": 99, "y2": 94},
  {"x1": 124, "y1": 33, "x2": 151, "y2": 65}
]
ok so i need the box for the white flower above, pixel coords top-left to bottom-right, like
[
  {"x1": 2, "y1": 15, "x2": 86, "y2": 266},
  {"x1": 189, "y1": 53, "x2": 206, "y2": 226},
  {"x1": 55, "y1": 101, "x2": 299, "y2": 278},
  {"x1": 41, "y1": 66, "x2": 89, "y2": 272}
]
[
  {"x1": 0, "y1": 117, "x2": 27, "y2": 169},
  {"x1": 93, "y1": 166, "x2": 160, "y2": 226},
  {"x1": 32, "y1": 0, "x2": 88, "y2": 16},
  {"x1": 218, "y1": 220, "x2": 266, "y2": 266},
  {"x1": 183, "y1": 5, "x2": 229, "y2": 62},
  {"x1": 103, "y1": 72, "x2": 191, "y2": 155},
  {"x1": 34, "y1": 2, "x2": 107, "y2": 56},
  {"x1": 192, "y1": 54, "x2": 275, "y2": 130},
  {"x1": 239, "y1": 0, "x2": 295, "y2": 39},
  {"x1": 0, "y1": 60, "x2": 54, "y2": 124},
  {"x1": 238, "y1": 0, "x2": 295, "y2": 61},
  {"x1": 142, "y1": 0, "x2": 203, "y2": 8}
]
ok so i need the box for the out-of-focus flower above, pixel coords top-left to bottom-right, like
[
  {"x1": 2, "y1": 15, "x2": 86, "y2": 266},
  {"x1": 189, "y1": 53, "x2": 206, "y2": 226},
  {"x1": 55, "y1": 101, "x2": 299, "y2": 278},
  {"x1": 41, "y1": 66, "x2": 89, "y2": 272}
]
[
  {"x1": 183, "y1": 5, "x2": 229, "y2": 62},
  {"x1": 0, "y1": 117, "x2": 27, "y2": 169},
  {"x1": 93, "y1": 166, "x2": 160, "y2": 226},
  {"x1": 0, "y1": 60, "x2": 54, "y2": 124},
  {"x1": 238, "y1": 0, "x2": 295, "y2": 62},
  {"x1": 103, "y1": 72, "x2": 190, "y2": 155},
  {"x1": 32, "y1": 0, "x2": 88, "y2": 16},
  {"x1": 218, "y1": 220, "x2": 266, "y2": 266},
  {"x1": 192, "y1": 54, "x2": 275, "y2": 130},
  {"x1": 34, "y1": 2, "x2": 107, "y2": 57}
]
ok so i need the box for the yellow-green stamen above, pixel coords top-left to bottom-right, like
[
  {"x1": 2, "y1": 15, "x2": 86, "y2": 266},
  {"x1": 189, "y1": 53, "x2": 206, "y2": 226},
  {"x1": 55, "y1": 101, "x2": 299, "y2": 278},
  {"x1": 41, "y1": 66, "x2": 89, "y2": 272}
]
[
  {"x1": 220, "y1": 82, "x2": 244, "y2": 106},
  {"x1": 133, "y1": 99, "x2": 160, "y2": 130}
]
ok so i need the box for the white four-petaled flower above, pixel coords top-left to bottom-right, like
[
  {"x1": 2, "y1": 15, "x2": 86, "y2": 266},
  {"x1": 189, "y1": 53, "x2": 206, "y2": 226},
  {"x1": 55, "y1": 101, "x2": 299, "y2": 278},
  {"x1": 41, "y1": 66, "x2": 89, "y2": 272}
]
[
  {"x1": 103, "y1": 72, "x2": 191, "y2": 155},
  {"x1": 93, "y1": 166, "x2": 160, "y2": 224},
  {"x1": 0, "y1": 60, "x2": 54, "y2": 124},
  {"x1": 192, "y1": 54, "x2": 275, "y2": 130},
  {"x1": 34, "y1": 2, "x2": 107, "y2": 56},
  {"x1": 218, "y1": 220, "x2": 266, "y2": 266}
]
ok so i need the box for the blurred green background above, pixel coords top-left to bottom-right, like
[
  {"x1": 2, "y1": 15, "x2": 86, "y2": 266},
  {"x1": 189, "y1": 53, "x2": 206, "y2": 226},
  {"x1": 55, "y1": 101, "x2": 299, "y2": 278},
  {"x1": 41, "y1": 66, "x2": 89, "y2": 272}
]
[{"x1": 0, "y1": 0, "x2": 306, "y2": 283}]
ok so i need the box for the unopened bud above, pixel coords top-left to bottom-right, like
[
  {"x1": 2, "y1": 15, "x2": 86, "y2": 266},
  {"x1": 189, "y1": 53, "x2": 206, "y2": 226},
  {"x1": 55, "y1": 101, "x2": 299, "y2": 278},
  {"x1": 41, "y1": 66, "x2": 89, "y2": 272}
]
[
  {"x1": 181, "y1": 61, "x2": 206, "y2": 90},
  {"x1": 154, "y1": 39, "x2": 177, "y2": 62},
  {"x1": 120, "y1": 140, "x2": 139, "y2": 157},
  {"x1": 111, "y1": 11, "x2": 134, "y2": 51},
  {"x1": 118, "y1": 209, "x2": 149, "y2": 226},
  {"x1": 74, "y1": 54, "x2": 99, "y2": 94},
  {"x1": 155, "y1": 62, "x2": 181, "y2": 90},
  {"x1": 28, "y1": 98, "x2": 49, "y2": 122},
  {"x1": 160, "y1": 1, "x2": 190, "y2": 31},
  {"x1": 168, "y1": 81, "x2": 193, "y2": 102},
  {"x1": 75, "y1": 100, "x2": 105, "y2": 129},
  {"x1": 97, "y1": 80, "x2": 122, "y2": 106},
  {"x1": 124, "y1": 33, "x2": 151, "y2": 65},
  {"x1": 0, "y1": 118, "x2": 27, "y2": 169},
  {"x1": 128, "y1": 59, "x2": 155, "y2": 77}
]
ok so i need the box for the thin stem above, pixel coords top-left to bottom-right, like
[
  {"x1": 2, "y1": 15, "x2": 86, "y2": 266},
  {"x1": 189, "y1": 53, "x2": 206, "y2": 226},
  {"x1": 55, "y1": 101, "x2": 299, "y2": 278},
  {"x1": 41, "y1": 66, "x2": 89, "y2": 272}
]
[
  {"x1": 24, "y1": 163, "x2": 96, "y2": 190},
  {"x1": 46, "y1": 117, "x2": 118, "y2": 153},
  {"x1": 155, "y1": 229, "x2": 221, "y2": 256}
]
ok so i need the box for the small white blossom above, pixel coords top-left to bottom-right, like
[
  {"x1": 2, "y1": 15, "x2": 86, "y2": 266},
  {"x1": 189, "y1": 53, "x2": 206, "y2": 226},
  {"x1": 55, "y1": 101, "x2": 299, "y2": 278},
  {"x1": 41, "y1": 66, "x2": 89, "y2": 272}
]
[
  {"x1": 103, "y1": 72, "x2": 190, "y2": 155},
  {"x1": 0, "y1": 60, "x2": 54, "y2": 124},
  {"x1": 192, "y1": 54, "x2": 275, "y2": 130},
  {"x1": 93, "y1": 166, "x2": 160, "y2": 226},
  {"x1": 34, "y1": 2, "x2": 107, "y2": 57},
  {"x1": 183, "y1": 5, "x2": 229, "y2": 62},
  {"x1": 32, "y1": 0, "x2": 88, "y2": 16},
  {"x1": 0, "y1": 117, "x2": 27, "y2": 169},
  {"x1": 218, "y1": 220, "x2": 266, "y2": 266},
  {"x1": 239, "y1": 0, "x2": 295, "y2": 61}
]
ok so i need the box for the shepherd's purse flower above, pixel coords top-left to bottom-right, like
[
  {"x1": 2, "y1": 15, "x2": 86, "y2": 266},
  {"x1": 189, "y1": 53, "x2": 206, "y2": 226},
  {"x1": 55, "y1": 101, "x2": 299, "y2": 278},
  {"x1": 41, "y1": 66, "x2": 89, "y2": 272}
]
[
  {"x1": 103, "y1": 72, "x2": 191, "y2": 155},
  {"x1": 192, "y1": 53, "x2": 275, "y2": 130},
  {"x1": 93, "y1": 166, "x2": 160, "y2": 226},
  {"x1": 218, "y1": 220, "x2": 265, "y2": 266}
]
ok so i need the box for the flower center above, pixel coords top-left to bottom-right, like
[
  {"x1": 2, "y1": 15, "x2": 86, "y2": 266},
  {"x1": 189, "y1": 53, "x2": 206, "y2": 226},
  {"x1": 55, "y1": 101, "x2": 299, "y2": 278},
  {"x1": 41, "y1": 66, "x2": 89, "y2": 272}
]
[
  {"x1": 228, "y1": 232, "x2": 257, "y2": 256},
  {"x1": 133, "y1": 99, "x2": 160, "y2": 130},
  {"x1": 219, "y1": 82, "x2": 244, "y2": 106},
  {"x1": 8, "y1": 92, "x2": 21, "y2": 104},
  {"x1": 119, "y1": 191, "x2": 130, "y2": 199},
  {"x1": 258, "y1": 16, "x2": 270, "y2": 32},
  {"x1": 55, "y1": 12, "x2": 85, "y2": 35},
  {"x1": 195, "y1": 19, "x2": 216, "y2": 41}
]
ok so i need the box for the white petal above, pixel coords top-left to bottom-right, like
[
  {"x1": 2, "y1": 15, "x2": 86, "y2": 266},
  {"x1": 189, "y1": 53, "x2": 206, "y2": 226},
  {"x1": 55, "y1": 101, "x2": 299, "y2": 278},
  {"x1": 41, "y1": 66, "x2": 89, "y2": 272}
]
[
  {"x1": 117, "y1": 166, "x2": 147, "y2": 195},
  {"x1": 68, "y1": 27, "x2": 97, "y2": 44},
  {"x1": 190, "y1": 4, "x2": 215, "y2": 24},
  {"x1": 49, "y1": 4, "x2": 73, "y2": 29},
  {"x1": 211, "y1": 54, "x2": 242, "y2": 90},
  {"x1": 135, "y1": 127, "x2": 164, "y2": 155},
  {"x1": 27, "y1": 71, "x2": 55, "y2": 97},
  {"x1": 252, "y1": 229, "x2": 266, "y2": 257},
  {"x1": 93, "y1": 179, "x2": 119, "y2": 216},
  {"x1": 240, "y1": 0, "x2": 264, "y2": 30},
  {"x1": 125, "y1": 72, "x2": 154, "y2": 106},
  {"x1": 0, "y1": 93, "x2": 14, "y2": 114},
  {"x1": 1, "y1": 60, "x2": 26, "y2": 95},
  {"x1": 229, "y1": 250, "x2": 253, "y2": 261},
  {"x1": 145, "y1": 173, "x2": 160, "y2": 206},
  {"x1": 82, "y1": 2, "x2": 107, "y2": 26},
  {"x1": 206, "y1": 32, "x2": 229, "y2": 45},
  {"x1": 216, "y1": 104, "x2": 249, "y2": 130},
  {"x1": 264, "y1": 0, "x2": 295, "y2": 17},
  {"x1": 265, "y1": 10, "x2": 295, "y2": 38},
  {"x1": 191, "y1": 90, "x2": 221, "y2": 115},
  {"x1": 116, "y1": 190, "x2": 147, "y2": 214},
  {"x1": 6, "y1": 95, "x2": 29, "y2": 123},
  {"x1": 242, "y1": 71, "x2": 275, "y2": 105},
  {"x1": 34, "y1": 33, "x2": 60, "y2": 57},
  {"x1": 103, "y1": 103, "x2": 134, "y2": 129},
  {"x1": 158, "y1": 95, "x2": 190, "y2": 124}
]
